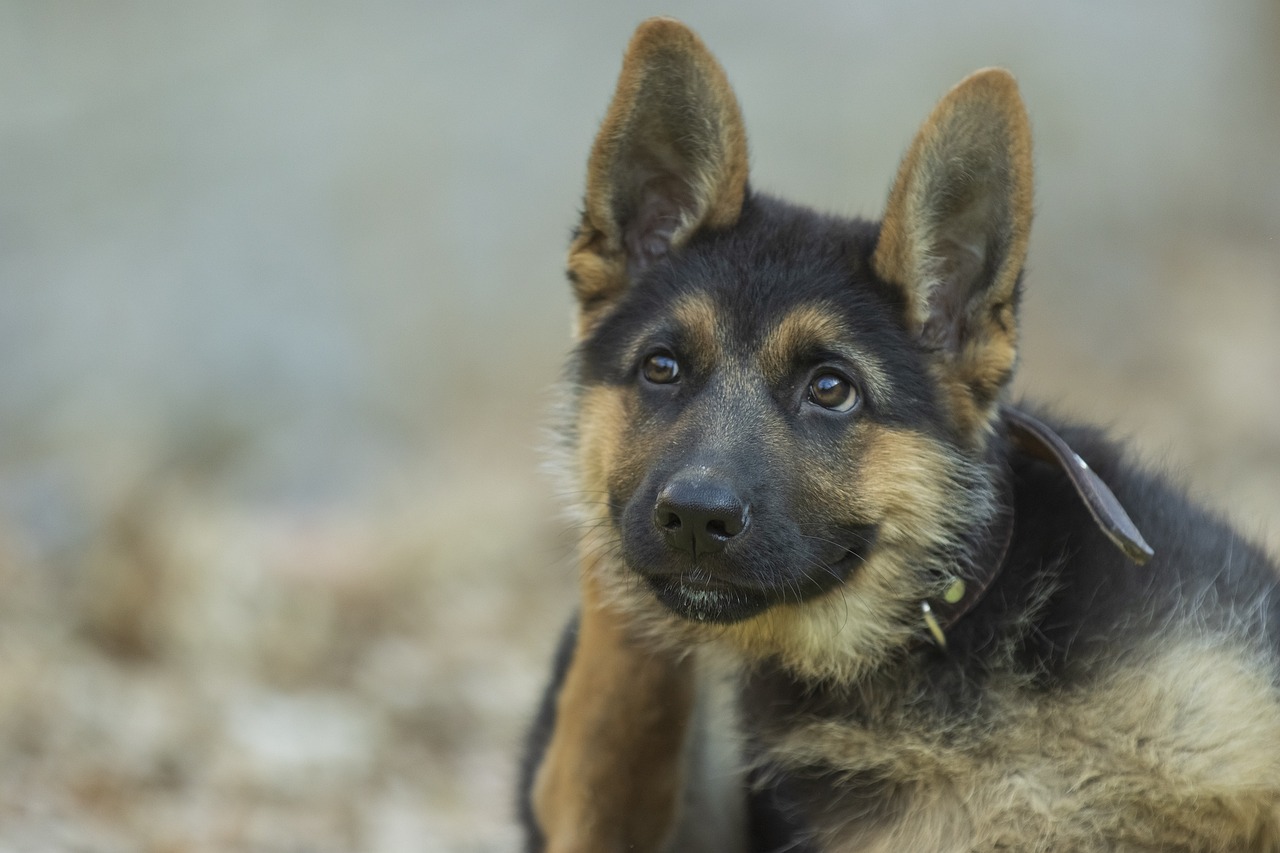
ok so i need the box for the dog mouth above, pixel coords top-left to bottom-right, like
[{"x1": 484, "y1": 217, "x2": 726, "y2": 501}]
[
  {"x1": 646, "y1": 575, "x2": 773, "y2": 623},
  {"x1": 643, "y1": 547, "x2": 867, "y2": 624}
]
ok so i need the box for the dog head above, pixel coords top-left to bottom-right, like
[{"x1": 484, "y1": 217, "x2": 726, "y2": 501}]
[{"x1": 564, "y1": 18, "x2": 1033, "y2": 681}]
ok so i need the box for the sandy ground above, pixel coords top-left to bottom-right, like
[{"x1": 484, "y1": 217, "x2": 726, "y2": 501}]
[{"x1": 1, "y1": 3, "x2": 1278, "y2": 851}]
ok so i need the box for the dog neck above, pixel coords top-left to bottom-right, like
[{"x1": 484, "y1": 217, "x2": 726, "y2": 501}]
[{"x1": 919, "y1": 406, "x2": 1154, "y2": 651}]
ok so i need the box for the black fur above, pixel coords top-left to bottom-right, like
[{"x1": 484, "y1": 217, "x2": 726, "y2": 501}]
[
  {"x1": 516, "y1": 614, "x2": 578, "y2": 852},
  {"x1": 739, "y1": 417, "x2": 1280, "y2": 836},
  {"x1": 521, "y1": 39, "x2": 1279, "y2": 846},
  {"x1": 521, "y1": 188, "x2": 1280, "y2": 849},
  {"x1": 577, "y1": 195, "x2": 937, "y2": 434}
]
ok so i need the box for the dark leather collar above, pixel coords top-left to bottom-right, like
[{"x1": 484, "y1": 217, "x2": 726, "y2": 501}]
[
  {"x1": 919, "y1": 405, "x2": 1154, "y2": 651},
  {"x1": 1003, "y1": 406, "x2": 1153, "y2": 564}
]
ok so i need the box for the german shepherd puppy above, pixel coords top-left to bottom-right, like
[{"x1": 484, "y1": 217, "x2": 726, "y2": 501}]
[{"x1": 521, "y1": 17, "x2": 1280, "y2": 852}]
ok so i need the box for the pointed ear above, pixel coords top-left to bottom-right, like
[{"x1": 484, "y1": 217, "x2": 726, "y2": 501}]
[
  {"x1": 874, "y1": 68, "x2": 1033, "y2": 439},
  {"x1": 569, "y1": 18, "x2": 749, "y2": 332}
]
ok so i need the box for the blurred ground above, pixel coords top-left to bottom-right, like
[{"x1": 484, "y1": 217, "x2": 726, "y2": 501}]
[{"x1": 0, "y1": 2, "x2": 1277, "y2": 851}]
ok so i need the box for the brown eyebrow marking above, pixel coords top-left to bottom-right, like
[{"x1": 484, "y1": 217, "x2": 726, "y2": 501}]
[
  {"x1": 623, "y1": 292, "x2": 722, "y2": 371},
  {"x1": 759, "y1": 303, "x2": 891, "y2": 399},
  {"x1": 670, "y1": 292, "x2": 721, "y2": 363}
]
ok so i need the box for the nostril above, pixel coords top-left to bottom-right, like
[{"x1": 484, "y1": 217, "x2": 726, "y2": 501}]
[
  {"x1": 706, "y1": 507, "x2": 748, "y2": 540},
  {"x1": 654, "y1": 478, "x2": 748, "y2": 555}
]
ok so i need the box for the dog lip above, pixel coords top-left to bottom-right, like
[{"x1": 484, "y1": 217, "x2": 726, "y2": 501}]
[
  {"x1": 645, "y1": 572, "x2": 768, "y2": 600},
  {"x1": 644, "y1": 574, "x2": 772, "y2": 624},
  {"x1": 644, "y1": 573, "x2": 738, "y2": 592},
  {"x1": 629, "y1": 523, "x2": 877, "y2": 624}
]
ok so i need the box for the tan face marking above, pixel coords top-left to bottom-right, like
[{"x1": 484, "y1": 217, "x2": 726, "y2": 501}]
[
  {"x1": 711, "y1": 424, "x2": 983, "y2": 683},
  {"x1": 758, "y1": 303, "x2": 892, "y2": 402},
  {"x1": 577, "y1": 384, "x2": 632, "y2": 520},
  {"x1": 576, "y1": 300, "x2": 984, "y2": 686},
  {"x1": 850, "y1": 426, "x2": 963, "y2": 548},
  {"x1": 669, "y1": 292, "x2": 722, "y2": 371},
  {"x1": 618, "y1": 291, "x2": 723, "y2": 378}
]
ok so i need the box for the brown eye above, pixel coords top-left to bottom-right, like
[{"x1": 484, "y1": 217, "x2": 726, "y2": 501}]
[
  {"x1": 642, "y1": 351, "x2": 680, "y2": 384},
  {"x1": 808, "y1": 372, "x2": 859, "y2": 412}
]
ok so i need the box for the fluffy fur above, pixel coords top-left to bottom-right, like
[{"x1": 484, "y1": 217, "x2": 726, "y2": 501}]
[{"x1": 522, "y1": 18, "x2": 1280, "y2": 853}]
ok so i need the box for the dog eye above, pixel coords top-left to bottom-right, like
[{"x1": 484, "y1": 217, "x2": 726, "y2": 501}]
[
  {"x1": 641, "y1": 351, "x2": 681, "y2": 384},
  {"x1": 808, "y1": 372, "x2": 859, "y2": 412}
]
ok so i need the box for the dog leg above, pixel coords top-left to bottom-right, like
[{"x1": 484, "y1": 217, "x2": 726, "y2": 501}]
[{"x1": 530, "y1": 572, "x2": 696, "y2": 853}]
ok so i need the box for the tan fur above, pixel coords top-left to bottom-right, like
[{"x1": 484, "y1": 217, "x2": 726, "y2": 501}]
[
  {"x1": 578, "y1": 422, "x2": 987, "y2": 685},
  {"x1": 568, "y1": 243, "x2": 626, "y2": 340},
  {"x1": 757, "y1": 303, "x2": 892, "y2": 401},
  {"x1": 532, "y1": 568, "x2": 696, "y2": 853},
  {"x1": 766, "y1": 635, "x2": 1280, "y2": 851},
  {"x1": 576, "y1": 385, "x2": 631, "y2": 508},
  {"x1": 571, "y1": 305, "x2": 992, "y2": 686},
  {"x1": 716, "y1": 427, "x2": 962, "y2": 676},
  {"x1": 532, "y1": 20, "x2": 1275, "y2": 853},
  {"x1": 716, "y1": 427, "x2": 988, "y2": 683},
  {"x1": 873, "y1": 68, "x2": 1033, "y2": 440},
  {"x1": 874, "y1": 68, "x2": 1033, "y2": 330},
  {"x1": 545, "y1": 381, "x2": 708, "y2": 852},
  {"x1": 569, "y1": 18, "x2": 749, "y2": 334},
  {"x1": 757, "y1": 304, "x2": 850, "y2": 382},
  {"x1": 670, "y1": 293, "x2": 723, "y2": 372}
]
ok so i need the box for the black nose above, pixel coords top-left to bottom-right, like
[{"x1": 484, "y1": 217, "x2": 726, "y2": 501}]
[{"x1": 653, "y1": 477, "x2": 749, "y2": 556}]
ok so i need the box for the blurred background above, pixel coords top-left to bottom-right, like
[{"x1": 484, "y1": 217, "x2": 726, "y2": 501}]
[{"x1": 1, "y1": 2, "x2": 1277, "y2": 850}]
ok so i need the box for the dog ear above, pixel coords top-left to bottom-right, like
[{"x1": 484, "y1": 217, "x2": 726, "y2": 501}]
[
  {"x1": 874, "y1": 69, "x2": 1033, "y2": 439},
  {"x1": 569, "y1": 18, "x2": 749, "y2": 333}
]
